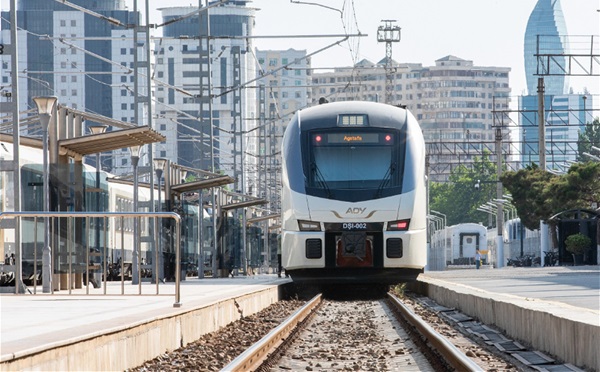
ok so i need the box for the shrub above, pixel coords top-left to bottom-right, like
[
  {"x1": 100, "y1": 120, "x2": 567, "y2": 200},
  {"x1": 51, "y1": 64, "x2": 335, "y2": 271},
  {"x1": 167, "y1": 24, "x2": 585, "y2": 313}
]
[{"x1": 565, "y1": 233, "x2": 592, "y2": 255}]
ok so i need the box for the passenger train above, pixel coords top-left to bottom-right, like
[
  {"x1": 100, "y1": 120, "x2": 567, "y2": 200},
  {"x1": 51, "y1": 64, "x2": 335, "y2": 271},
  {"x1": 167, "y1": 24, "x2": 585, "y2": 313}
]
[
  {"x1": 280, "y1": 101, "x2": 427, "y2": 284},
  {"x1": 1, "y1": 139, "x2": 283, "y2": 284}
]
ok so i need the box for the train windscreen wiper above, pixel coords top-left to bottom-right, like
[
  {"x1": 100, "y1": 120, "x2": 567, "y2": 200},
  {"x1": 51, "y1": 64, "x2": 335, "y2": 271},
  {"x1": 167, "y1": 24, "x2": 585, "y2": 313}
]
[
  {"x1": 311, "y1": 162, "x2": 332, "y2": 198},
  {"x1": 375, "y1": 162, "x2": 396, "y2": 198}
]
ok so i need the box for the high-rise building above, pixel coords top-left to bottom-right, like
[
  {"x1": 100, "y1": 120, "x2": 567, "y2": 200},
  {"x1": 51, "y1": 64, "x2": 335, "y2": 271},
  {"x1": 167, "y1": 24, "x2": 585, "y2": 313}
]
[
  {"x1": 1, "y1": 0, "x2": 141, "y2": 172},
  {"x1": 523, "y1": 0, "x2": 569, "y2": 96},
  {"x1": 254, "y1": 48, "x2": 311, "y2": 203},
  {"x1": 1, "y1": 0, "x2": 137, "y2": 122},
  {"x1": 310, "y1": 55, "x2": 512, "y2": 181},
  {"x1": 519, "y1": 0, "x2": 589, "y2": 171},
  {"x1": 152, "y1": 3, "x2": 257, "y2": 192},
  {"x1": 519, "y1": 94, "x2": 589, "y2": 170}
]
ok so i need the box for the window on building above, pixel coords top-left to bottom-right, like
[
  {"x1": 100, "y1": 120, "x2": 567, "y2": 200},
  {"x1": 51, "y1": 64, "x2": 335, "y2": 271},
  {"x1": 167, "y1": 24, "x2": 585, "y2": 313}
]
[
  {"x1": 71, "y1": 89, "x2": 77, "y2": 96},
  {"x1": 282, "y1": 91, "x2": 288, "y2": 98},
  {"x1": 71, "y1": 20, "x2": 76, "y2": 27},
  {"x1": 295, "y1": 69, "x2": 301, "y2": 76},
  {"x1": 121, "y1": 103, "x2": 127, "y2": 110},
  {"x1": 295, "y1": 91, "x2": 301, "y2": 98},
  {"x1": 160, "y1": 124, "x2": 166, "y2": 131},
  {"x1": 121, "y1": 48, "x2": 127, "y2": 55},
  {"x1": 61, "y1": 89, "x2": 67, "y2": 96},
  {"x1": 121, "y1": 90, "x2": 127, "y2": 96},
  {"x1": 61, "y1": 76, "x2": 67, "y2": 83},
  {"x1": 282, "y1": 58, "x2": 288, "y2": 64},
  {"x1": 60, "y1": 20, "x2": 66, "y2": 27},
  {"x1": 60, "y1": 48, "x2": 66, "y2": 55},
  {"x1": 71, "y1": 62, "x2": 77, "y2": 68},
  {"x1": 269, "y1": 58, "x2": 277, "y2": 66},
  {"x1": 71, "y1": 48, "x2": 76, "y2": 55}
]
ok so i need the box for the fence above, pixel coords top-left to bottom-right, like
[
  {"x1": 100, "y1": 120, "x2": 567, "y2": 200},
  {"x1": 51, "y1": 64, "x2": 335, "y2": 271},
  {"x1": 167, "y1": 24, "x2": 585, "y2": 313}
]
[{"x1": 0, "y1": 211, "x2": 182, "y2": 307}]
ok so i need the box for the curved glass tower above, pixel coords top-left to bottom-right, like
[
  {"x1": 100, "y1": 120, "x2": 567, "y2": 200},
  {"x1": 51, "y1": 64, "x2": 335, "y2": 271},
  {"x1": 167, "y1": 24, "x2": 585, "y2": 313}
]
[{"x1": 524, "y1": 0, "x2": 569, "y2": 95}]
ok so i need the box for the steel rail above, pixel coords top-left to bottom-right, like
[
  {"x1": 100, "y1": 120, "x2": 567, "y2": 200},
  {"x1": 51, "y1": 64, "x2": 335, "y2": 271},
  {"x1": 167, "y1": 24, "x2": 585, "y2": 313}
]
[
  {"x1": 388, "y1": 293, "x2": 482, "y2": 371},
  {"x1": 221, "y1": 294, "x2": 322, "y2": 372}
]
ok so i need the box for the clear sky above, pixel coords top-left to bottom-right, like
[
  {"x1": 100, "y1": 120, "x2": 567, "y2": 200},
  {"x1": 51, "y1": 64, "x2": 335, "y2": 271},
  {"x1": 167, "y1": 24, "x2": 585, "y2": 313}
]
[{"x1": 2, "y1": 0, "x2": 598, "y2": 106}]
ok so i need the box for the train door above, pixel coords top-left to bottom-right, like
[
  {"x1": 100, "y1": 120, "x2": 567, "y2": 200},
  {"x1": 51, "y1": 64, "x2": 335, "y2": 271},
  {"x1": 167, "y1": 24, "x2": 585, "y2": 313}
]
[{"x1": 459, "y1": 233, "x2": 479, "y2": 258}]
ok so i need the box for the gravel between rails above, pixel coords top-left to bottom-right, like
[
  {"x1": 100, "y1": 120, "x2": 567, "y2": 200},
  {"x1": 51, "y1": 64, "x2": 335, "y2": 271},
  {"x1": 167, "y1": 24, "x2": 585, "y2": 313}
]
[{"x1": 129, "y1": 292, "x2": 536, "y2": 372}]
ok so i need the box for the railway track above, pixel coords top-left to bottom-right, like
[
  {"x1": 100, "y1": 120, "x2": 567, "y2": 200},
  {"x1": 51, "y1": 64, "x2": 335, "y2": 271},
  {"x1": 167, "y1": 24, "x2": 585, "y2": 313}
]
[{"x1": 223, "y1": 293, "x2": 480, "y2": 372}]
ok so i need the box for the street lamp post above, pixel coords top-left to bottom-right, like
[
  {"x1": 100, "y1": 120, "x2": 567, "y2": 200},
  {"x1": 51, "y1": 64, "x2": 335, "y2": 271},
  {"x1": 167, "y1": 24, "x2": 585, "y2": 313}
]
[
  {"x1": 33, "y1": 96, "x2": 58, "y2": 293},
  {"x1": 130, "y1": 145, "x2": 141, "y2": 285},
  {"x1": 154, "y1": 158, "x2": 167, "y2": 282},
  {"x1": 89, "y1": 125, "x2": 107, "y2": 276}
]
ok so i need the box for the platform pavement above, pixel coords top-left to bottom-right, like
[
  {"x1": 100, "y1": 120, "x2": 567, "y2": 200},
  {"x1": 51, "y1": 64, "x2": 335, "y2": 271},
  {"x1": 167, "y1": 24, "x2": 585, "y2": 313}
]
[
  {"x1": 1, "y1": 274, "x2": 289, "y2": 367},
  {"x1": 419, "y1": 265, "x2": 600, "y2": 311},
  {"x1": 414, "y1": 265, "x2": 600, "y2": 371}
]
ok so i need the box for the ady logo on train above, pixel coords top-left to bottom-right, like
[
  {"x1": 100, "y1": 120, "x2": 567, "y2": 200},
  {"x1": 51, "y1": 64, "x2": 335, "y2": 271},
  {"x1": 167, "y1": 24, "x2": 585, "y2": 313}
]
[{"x1": 346, "y1": 207, "x2": 366, "y2": 214}]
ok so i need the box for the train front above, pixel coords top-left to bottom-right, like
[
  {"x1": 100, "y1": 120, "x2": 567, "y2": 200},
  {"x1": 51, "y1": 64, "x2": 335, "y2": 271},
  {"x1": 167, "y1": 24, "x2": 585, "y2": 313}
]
[{"x1": 281, "y1": 101, "x2": 427, "y2": 284}]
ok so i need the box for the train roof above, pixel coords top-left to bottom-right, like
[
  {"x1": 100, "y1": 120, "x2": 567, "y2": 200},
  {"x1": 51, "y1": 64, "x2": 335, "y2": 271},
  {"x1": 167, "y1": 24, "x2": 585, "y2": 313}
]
[{"x1": 295, "y1": 101, "x2": 411, "y2": 131}]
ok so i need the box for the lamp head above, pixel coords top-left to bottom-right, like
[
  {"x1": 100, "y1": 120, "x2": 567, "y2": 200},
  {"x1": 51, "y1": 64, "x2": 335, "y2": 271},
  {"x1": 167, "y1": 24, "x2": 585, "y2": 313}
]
[
  {"x1": 129, "y1": 145, "x2": 142, "y2": 158},
  {"x1": 32, "y1": 96, "x2": 58, "y2": 115},
  {"x1": 89, "y1": 125, "x2": 108, "y2": 135},
  {"x1": 154, "y1": 157, "x2": 168, "y2": 172}
]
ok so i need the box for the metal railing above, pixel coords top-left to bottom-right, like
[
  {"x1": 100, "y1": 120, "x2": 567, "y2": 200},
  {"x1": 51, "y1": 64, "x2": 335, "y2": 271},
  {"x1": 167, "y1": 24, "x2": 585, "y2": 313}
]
[{"x1": 0, "y1": 211, "x2": 182, "y2": 307}]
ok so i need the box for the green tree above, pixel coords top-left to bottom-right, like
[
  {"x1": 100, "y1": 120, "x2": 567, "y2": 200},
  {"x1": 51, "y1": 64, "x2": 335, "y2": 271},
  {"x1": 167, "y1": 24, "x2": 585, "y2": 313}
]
[
  {"x1": 578, "y1": 117, "x2": 600, "y2": 160},
  {"x1": 500, "y1": 161, "x2": 600, "y2": 230},
  {"x1": 500, "y1": 164, "x2": 556, "y2": 230},
  {"x1": 430, "y1": 150, "x2": 497, "y2": 226},
  {"x1": 551, "y1": 161, "x2": 600, "y2": 210}
]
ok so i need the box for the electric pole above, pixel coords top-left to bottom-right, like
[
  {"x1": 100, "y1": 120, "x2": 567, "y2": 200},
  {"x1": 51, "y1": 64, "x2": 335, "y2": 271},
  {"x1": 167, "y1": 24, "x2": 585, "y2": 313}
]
[{"x1": 377, "y1": 20, "x2": 401, "y2": 104}]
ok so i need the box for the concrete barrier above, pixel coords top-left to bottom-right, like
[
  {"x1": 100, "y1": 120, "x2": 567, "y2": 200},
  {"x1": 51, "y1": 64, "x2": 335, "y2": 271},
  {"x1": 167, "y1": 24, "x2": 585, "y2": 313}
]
[
  {"x1": 409, "y1": 277, "x2": 600, "y2": 371},
  {"x1": 1, "y1": 286, "x2": 281, "y2": 371}
]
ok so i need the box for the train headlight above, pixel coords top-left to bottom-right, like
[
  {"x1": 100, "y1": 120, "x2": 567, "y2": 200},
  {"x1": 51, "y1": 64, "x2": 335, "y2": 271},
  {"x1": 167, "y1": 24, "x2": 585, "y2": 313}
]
[
  {"x1": 387, "y1": 219, "x2": 410, "y2": 231},
  {"x1": 298, "y1": 220, "x2": 321, "y2": 231}
]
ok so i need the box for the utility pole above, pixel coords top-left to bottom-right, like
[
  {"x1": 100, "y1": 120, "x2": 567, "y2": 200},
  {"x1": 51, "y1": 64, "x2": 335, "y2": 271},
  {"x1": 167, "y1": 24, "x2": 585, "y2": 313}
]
[
  {"x1": 537, "y1": 77, "x2": 546, "y2": 170},
  {"x1": 377, "y1": 20, "x2": 400, "y2": 104},
  {"x1": 495, "y1": 127, "x2": 504, "y2": 268}
]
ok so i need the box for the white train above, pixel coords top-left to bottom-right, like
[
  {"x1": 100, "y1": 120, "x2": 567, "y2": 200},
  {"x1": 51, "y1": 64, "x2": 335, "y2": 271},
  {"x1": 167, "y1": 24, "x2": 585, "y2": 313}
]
[
  {"x1": 280, "y1": 101, "x2": 427, "y2": 284},
  {"x1": 445, "y1": 223, "x2": 488, "y2": 265}
]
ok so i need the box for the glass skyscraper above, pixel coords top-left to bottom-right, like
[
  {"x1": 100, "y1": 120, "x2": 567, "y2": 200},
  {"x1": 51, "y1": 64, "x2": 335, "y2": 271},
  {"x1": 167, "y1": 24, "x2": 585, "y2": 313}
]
[
  {"x1": 1, "y1": 0, "x2": 136, "y2": 119},
  {"x1": 523, "y1": 0, "x2": 569, "y2": 96}
]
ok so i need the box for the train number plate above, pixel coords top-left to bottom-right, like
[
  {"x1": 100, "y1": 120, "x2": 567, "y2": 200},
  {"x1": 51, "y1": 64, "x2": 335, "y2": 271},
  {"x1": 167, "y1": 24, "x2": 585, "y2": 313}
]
[
  {"x1": 342, "y1": 222, "x2": 367, "y2": 230},
  {"x1": 324, "y1": 222, "x2": 383, "y2": 232}
]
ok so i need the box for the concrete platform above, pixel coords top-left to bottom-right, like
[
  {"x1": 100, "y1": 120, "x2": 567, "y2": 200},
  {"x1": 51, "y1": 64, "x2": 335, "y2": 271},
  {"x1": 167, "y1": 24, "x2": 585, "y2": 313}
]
[
  {"x1": 1, "y1": 275, "x2": 289, "y2": 371},
  {"x1": 411, "y1": 266, "x2": 600, "y2": 372},
  {"x1": 2, "y1": 267, "x2": 599, "y2": 371}
]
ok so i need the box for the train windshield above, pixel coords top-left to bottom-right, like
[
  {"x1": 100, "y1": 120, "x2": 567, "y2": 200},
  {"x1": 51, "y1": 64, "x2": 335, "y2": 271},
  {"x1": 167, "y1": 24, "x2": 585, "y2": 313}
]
[{"x1": 306, "y1": 130, "x2": 403, "y2": 200}]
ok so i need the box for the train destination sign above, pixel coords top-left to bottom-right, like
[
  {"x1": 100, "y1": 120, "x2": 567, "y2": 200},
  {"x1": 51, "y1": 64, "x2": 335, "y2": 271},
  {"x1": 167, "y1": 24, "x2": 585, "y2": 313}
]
[{"x1": 314, "y1": 132, "x2": 394, "y2": 145}]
